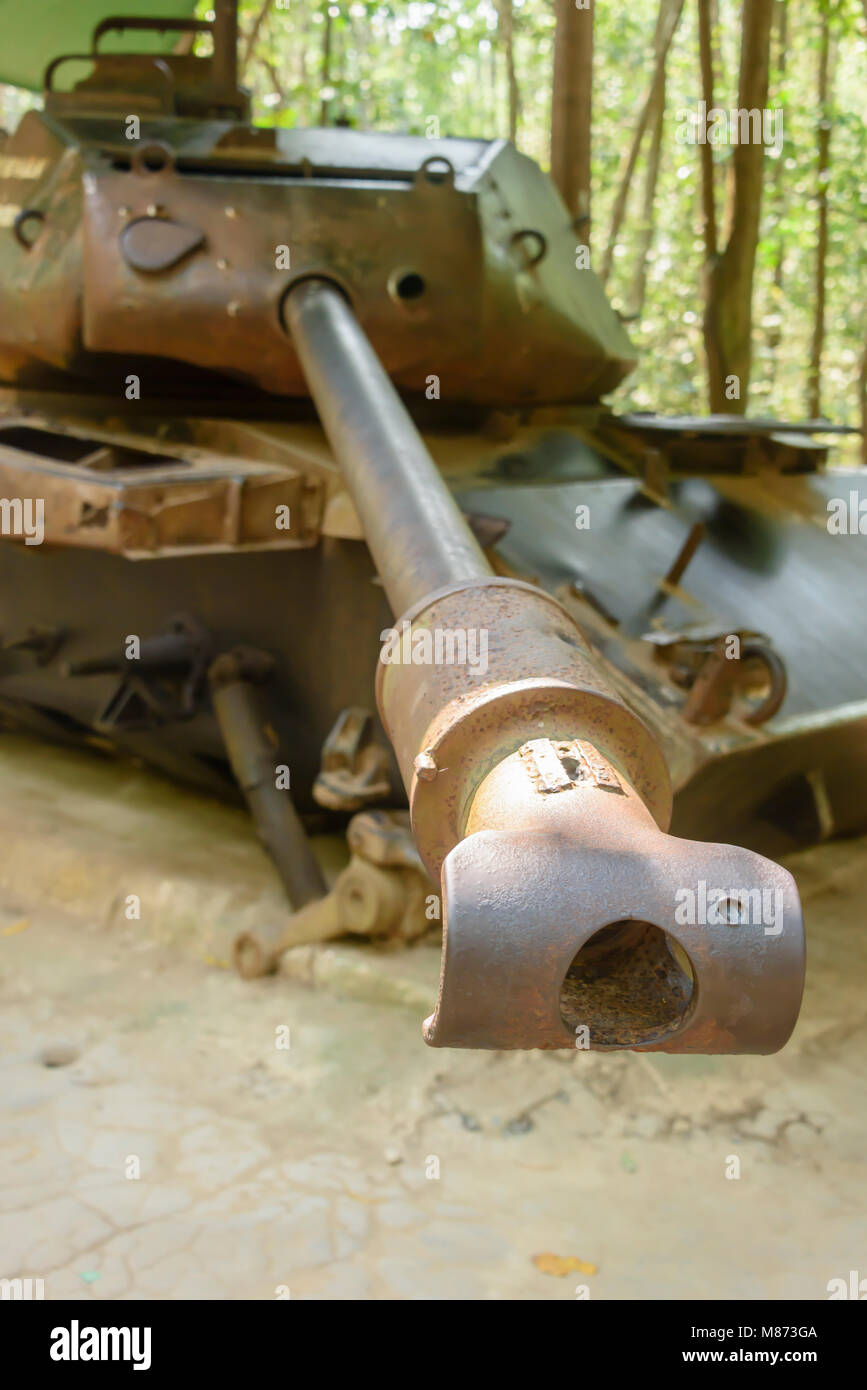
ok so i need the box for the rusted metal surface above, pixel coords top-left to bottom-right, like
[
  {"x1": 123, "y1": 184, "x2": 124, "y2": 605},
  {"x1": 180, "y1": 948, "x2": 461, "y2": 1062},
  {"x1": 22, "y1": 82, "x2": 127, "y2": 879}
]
[
  {"x1": 662, "y1": 521, "x2": 706, "y2": 589},
  {"x1": 0, "y1": 512, "x2": 391, "y2": 807},
  {"x1": 69, "y1": 612, "x2": 211, "y2": 730},
  {"x1": 427, "y1": 743, "x2": 804, "y2": 1052},
  {"x1": 209, "y1": 648, "x2": 326, "y2": 911},
  {"x1": 120, "y1": 215, "x2": 206, "y2": 272},
  {"x1": 680, "y1": 637, "x2": 787, "y2": 727},
  {"x1": 645, "y1": 628, "x2": 788, "y2": 727},
  {"x1": 0, "y1": 413, "x2": 322, "y2": 554},
  {"x1": 376, "y1": 577, "x2": 672, "y2": 880},
  {"x1": 233, "y1": 894, "x2": 340, "y2": 980},
  {"x1": 596, "y1": 413, "x2": 856, "y2": 479},
  {"x1": 233, "y1": 810, "x2": 431, "y2": 979},
  {"x1": 313, "y1": 707, "x2": 392, "y2": 812},
  {"x1": 560, "y1": 922, "x2": 694, "y2": 1049}
]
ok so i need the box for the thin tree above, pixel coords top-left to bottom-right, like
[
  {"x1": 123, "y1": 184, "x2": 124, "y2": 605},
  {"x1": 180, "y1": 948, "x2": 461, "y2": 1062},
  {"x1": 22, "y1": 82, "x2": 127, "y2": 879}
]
[
  {"x1": 626, "y1": 56, "x2": 667, "y2": 316},
  {"x1": 348, "y1": 4, "x2": 373, "y2": 127},
  {"x1": 860, "y1": 335, "x2": 867, "y2": 466},
  {"x1": 296, "y1": 7, "x2": 309, "y2": 96},
  {"x1": 765, "y1": 0, "x2": 788, "y2": 387},
  {"x1": 489, "y1": 32, "x2": 498, "y2": 126},
  {"x1": 497, "y1": 0, "x2": 521, "y2": 143},
  {"x1": 699, "y1": 0, "x2": 775, "y2": 413},
  {"x1": 709, "y1": 0, "x2": 723, "y2": 76},
  {"x1": 550, "y1": 0, "x2": 594, "y2": 243},
  {"x1": 697, "y1": 0, "x2": 718, "y2": 262},
  {"x1": 242, "y1": 0, "x2": 274, "y2": 82},
  {"x1": 600, "y1": 0, "x2": 685, "y2": 286},
  {"x1": 319, "y1": 5, "x2": 334, "y2": 126},
  {"x1": 807, "y1": 1, "x2": 835, "y2": 418}
]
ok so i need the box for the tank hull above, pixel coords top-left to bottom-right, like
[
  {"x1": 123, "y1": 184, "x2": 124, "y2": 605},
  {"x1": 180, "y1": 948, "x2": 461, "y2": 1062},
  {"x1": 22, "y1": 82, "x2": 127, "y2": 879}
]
[{"x1": 0, "y1": 400, "x2": 864, "y2": 859}]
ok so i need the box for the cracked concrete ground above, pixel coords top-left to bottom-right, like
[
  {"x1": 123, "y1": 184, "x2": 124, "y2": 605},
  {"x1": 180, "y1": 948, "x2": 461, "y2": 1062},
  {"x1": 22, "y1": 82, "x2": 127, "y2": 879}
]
[{"x1": 0, "y1": 734, "x2": 865, "y2": 1300}]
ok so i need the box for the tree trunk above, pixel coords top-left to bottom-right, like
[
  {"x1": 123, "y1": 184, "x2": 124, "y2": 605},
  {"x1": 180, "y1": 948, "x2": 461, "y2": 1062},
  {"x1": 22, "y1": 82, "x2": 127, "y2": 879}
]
[
  {"x1": 627, "y1": 71, "x2": 666, "y2": 317},
  {"x1": 600, "y1": 0, "x2": 685, "y2": 285},
  {"x1": 765, "y1": 0, "x2": 788, "y2": 386},
  {"x1": 242, "y1": 0, "x2": 274, "y2": 82},
  {"x1": 807, "y1": 4, "x2": 833, "y2": 419},
  {"x1": 550, "y1": 0, "x2": 594, "y2": 243},
  {"x1": 262, "y1": 59, "x2": 286, "y2": 108},
  {"x1": 349, "y1": 10, "x2": 373, "y2": 126},
  {"x1": 709, "y1": 0, "x2": 723, "y2": 77},
  {"x1": 697, "y1": 0, "x2": 718, "y2": 260},
  {"x1": 295, "y1": 11, "x2": 308, "y2": 96},
  {"x1": 319, "y1": 7, "x2": 333, "y2": 126},
  {"x1": 701, "y1": 0, "x2": 775, "y2": 414},
  {"x1": 859, "y1": 337, "x2": 867, "y2": 467},
  {"x1": 333, "y1": 12, "x2": 345, "y2": 122},
  {"x1": 497, "y1": 0, "x2": 521, "y2": 144}
]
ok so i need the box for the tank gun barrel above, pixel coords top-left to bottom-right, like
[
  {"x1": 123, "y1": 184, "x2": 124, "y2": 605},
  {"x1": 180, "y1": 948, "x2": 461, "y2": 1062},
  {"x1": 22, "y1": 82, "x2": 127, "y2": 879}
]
[
  {"x1": 284, "y1": 278, "x2": 490, "y2": 616},
  {"x1": 285, "y1": 277, "x2": 806, "y2": 1055}
]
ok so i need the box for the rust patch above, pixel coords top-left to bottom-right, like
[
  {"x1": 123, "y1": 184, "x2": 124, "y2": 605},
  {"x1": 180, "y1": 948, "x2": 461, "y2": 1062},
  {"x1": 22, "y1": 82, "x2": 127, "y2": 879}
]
[
  {"x1": 520, "y1": 737, "x2": 623, "y2": 794},
  {"x1": 560, "y1": 921, "x2": 693, "y2": 1048}
]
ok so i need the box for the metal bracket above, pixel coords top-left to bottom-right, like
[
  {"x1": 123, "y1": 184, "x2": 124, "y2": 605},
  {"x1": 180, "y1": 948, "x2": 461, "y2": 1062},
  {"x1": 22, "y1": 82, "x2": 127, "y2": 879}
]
[
  {"x1": 647, "y1": 628, "x2": 788, "y2": 726},
  {"x1": 313, "y1": 706, "x2": 392, "y2": 812},
  {"x1": 63, "y1": 613, "x2": 212, "y2": 731},
  {"x1": 233, "y1": 809, "x2": 432, "y2": 978}
]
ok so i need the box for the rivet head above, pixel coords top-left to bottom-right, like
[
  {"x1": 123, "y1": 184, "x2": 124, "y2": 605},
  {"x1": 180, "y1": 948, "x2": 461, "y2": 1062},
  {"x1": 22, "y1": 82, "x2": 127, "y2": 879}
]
[
  {"x1": 414, "y1": 750, "x2": 438, "y2": 782},
  {"x1": 225, "y1": 206, "x2": 238, "y2": 218},
  {"x1": 227, "y1": 300, "x2": 241, "y2": 317},
  {"x1": 216, "y1": 257, "x2": 228, "y2": 270}
]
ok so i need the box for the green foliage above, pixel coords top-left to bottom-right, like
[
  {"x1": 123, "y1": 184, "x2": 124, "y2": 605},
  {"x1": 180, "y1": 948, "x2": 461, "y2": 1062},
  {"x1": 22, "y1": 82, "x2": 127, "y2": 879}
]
[{"x1": 226, "y1": 0, "x2": 865, "y2": 433}]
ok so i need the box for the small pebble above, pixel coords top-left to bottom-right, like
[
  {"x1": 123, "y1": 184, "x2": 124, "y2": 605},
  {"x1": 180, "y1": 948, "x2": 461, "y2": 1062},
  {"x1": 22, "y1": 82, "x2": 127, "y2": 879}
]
[{"x1": 38, "y1": 1042, "x2": 79, "y2": 1068}]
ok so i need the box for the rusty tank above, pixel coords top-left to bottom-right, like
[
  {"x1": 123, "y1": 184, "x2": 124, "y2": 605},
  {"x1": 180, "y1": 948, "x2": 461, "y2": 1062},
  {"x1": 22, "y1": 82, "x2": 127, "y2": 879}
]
[{"x1": 0, "y1": 1, "x2": 863, "y2": 1054}]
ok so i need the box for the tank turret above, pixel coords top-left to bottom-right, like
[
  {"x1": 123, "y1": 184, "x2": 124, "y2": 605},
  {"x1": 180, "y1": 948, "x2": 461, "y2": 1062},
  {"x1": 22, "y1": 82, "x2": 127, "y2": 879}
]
[{"x1": 0, "y1": 1, "x2": 632, "y2": 404}]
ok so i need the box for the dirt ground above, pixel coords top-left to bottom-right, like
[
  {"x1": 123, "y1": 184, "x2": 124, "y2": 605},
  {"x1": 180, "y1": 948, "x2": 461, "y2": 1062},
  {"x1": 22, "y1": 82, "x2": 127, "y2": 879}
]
[{"x1": 0, "y1": 734, "x2": 864, "y2": 1301}]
